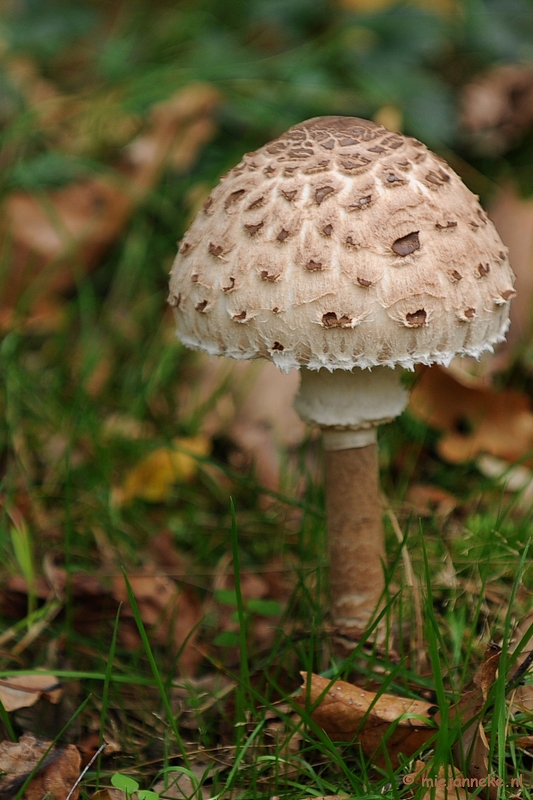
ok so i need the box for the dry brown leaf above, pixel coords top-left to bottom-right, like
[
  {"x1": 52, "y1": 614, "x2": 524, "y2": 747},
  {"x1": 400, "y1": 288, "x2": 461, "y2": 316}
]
[
  {"x1": 112, "y1": 568, "x2": 203, "y2": 675},
  {"x1": 296, "y1": 673, "x2": 436, "y2": 767},
  {"x1": 152, "y1": 761, "x2": 215, "y2": 799},
  {"x1": 300, "y1": 796, "x2": 349, "y2": 800},
  {"x1": 2, "y1": 559, "x2": 203, "y2": 673},
  {"x1": 0, "y1": 672, "x2": 62, "y2": 712},
  {"x1": 509, "y1": 610, "x2": 533, "y2": 714},
  {"x1": 445, "y1": 644, "x2": 501, "y2": 797},
  {"x1": 112, "y1": 435, "x2": 211, "y2": 507},
  {"x1": 516, "y1": 735, "x2": 533, "y2": 750},
  {"x1": 490, "y1": 184, "x2": 533, "y2": 352},
  {"x1": 405, "y1": 761, "x2": 470, "y2": 800},
  {"x1": 405, "y1": 484, "x2": 457, "y2": 518},
  {"x1": 409, "y1": 366, "x2": 533, "y2": 463},
  {"x1": 2, "y1": 55, "x2": 140, "y2": 155},
  {"x1": 0, "y1": 733, "x2": 81, "y2": 800},
  {"x1": 228, "y1": 362, "x2": 305, "y2": 492},
  {"x1": 176, "y1": 354, "x2": 305, "y2": 492},
  {"x1": 461, "y1": 65, "x2": 533, "y2": 154},
  {"x1": 210, "y1": 556, "x2": 293, "y2": 653},
  {"x1": 0, "y1": 82, "x2": 220, "y2": 329},
  {"x1": 148, "y1": 530, "x2": 194, "y2": 573},
  {"x1": 264, "y1": 713, "x2": 303, "y2": 780}
]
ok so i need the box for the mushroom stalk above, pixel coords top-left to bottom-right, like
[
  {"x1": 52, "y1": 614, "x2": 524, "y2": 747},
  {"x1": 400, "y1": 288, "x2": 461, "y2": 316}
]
[
  {"x1": 294, "y1": 367, "x2": 409, "y2": 646},
  {"x1": 324, "y1": 436, "x2": 383, "y2": 642}
]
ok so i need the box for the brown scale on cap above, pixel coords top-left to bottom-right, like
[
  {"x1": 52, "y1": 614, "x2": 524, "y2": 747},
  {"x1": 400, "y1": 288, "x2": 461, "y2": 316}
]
[
  {"x1": 436, "y1": 220, "x2": 457, "y2": 230},
  {"x1": 208, "y1": 243, "x2": 224, "y2": 257},
  {"x1": 222, "y1": 277, "x2": 236, "y2": 292},
  {"x1": 392, "y1": 232, "x2": 420, "y2": 256},
  {"x1": 169, "y1": 115, "x2": 515, "y2": 371},
  {"x1": 405, "y1": 309, "x2": 427, "y2": 327},
  {"x1": 180, "y1": 241, "x2": 194, "y2": 255},
  {"x1": 305, "y1": 259, "x2": 324, "y2": 271},
  {"x1": 315, "y1": 186, "x2": 335, "y2": 204},
  {"x1": 248, "y1": 196, "x2": 265, "y2": 210},
  {"x1": 321, "y1": 312, "x2": 353, "y2": 328},
  {"x1": 500, "y1": 289, "x2": 516, "y2": 301},
  {"x1": 349, "y1": 194, "x2": 373, "y2": 210},
  {"x1": 245, "y1": 221, "x2": 264, "y2": 236},
  {"x1": 260, "y1": 269, "x2": 280, "y2": 282},
  {"x1": 225, "y1": 189, "x2": 246, "y2": 209}
]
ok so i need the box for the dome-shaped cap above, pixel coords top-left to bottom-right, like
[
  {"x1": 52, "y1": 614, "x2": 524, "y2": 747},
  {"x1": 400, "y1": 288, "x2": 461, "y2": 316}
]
[{"x1": 168, "y1": 116, "x2": 515, "y2": 371}]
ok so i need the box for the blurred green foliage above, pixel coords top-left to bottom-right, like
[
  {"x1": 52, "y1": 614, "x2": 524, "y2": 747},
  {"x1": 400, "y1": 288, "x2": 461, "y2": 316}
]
[{"x1": 2, "y1": 0, "x2": 533, "y2": 198}]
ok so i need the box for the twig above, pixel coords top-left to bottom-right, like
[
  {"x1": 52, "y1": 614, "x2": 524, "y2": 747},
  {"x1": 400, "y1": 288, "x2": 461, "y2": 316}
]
[{"x1": 65, "y1": 741, "x2": 108, "y2": 800}]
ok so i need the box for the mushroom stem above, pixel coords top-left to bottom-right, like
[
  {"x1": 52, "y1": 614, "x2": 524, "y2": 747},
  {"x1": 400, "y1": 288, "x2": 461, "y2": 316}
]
[
  {"x1": 324, "y1": 432, "x2": 384, "y2": 645},
  {"x1": 294, "y1": 367, "x2": 409, "y2": 647}
]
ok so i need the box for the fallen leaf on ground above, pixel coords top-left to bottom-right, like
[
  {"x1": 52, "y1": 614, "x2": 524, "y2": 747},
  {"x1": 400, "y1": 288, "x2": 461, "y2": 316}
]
[
  {"x1": 445, "y1": 643, "x2": 501, "y2": 797},
  {"x1": 404, "y1": 760, "x2": 470, "y2": 800},
  {"x1": 516, "y1": 735, "x2": 533, "y2": 750},
  {"x1": 112, "y1": 435, "x2": 211, "y2": 506},
  {"x1": 264, "y1": 707, "x2": 303, "y2": 780},
  {"x1": 2, "y1": 562, "x2": 203, "y2": 673},
  {"x1": 405, "y1": 484, "x2": 458, "y2": 518},
  {"x1": 210, "y1": 555, "x2": 293, "y2": 653},
  {"x1": 296, "y1": 673, "x2": 436, "y2": 766},
  {"x1": 409, "y1": 366, "x2": 533, "y2": 463},
  {"x1": 152, "y1": 766, "x2": 213, "y2": 799},
  {"x1": 477, "y1": 454, "x2": 533, "y2": 508},
  {"x1": 509, "y1": 610, "x2": 533, "y2": 714},
  {"x1": 300, "y1": 796, "x2": 349, "y2": 800},
  {"x1": 112, "y1": 568, "x2": 203, "y2": 675},
  {"x1": 0, "y1": 82, "x2": 220, "y2": 329},
  {"x1": 176, "y1": 354, "x2": 306, "y2": 492},
  {"x1": 3, "y1": 55, "x2": 140, "y2": 155},
  {"x1": 461, "y1": 64, "x2": 533, "y2": 155},
  {"x1": 0, "y1": 732, "x2": 81, "y2": 800},
  {"x1": 490, "y1": 183, "x2": 533, "y2": 352},
  {"x1": 228, "y1": 362, "x2": 305, "y2": 492},
  {"x1": 0, "y1": 672, "x2": 62, "y2": 712}
]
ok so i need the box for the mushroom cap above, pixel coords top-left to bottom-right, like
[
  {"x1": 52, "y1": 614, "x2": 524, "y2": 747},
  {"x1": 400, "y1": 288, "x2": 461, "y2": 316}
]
[{"x1": 169, "y1": 116, "x2": 515, "y2": 371}]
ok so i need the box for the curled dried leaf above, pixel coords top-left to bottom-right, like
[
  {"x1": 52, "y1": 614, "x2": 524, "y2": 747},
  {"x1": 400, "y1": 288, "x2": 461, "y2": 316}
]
[{"x1": 296, "y1": 673, "x2": 436, "y2": 767}]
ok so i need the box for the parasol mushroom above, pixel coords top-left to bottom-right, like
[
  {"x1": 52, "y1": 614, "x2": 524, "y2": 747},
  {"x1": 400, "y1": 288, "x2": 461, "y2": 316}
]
[{"x1": 168, "y1": 116, "x2": 515, "y2": 650}]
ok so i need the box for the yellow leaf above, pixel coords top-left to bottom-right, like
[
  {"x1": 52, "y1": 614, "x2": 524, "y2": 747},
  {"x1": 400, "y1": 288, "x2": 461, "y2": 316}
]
[{"x1": 113, "y1": 435, "x2": 211, "y2": 506}]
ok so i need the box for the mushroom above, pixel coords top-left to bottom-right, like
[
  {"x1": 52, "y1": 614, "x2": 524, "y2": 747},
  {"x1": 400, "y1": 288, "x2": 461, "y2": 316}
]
[{"x1": 168, "y1": 116, "x2": 515, "y2": 649}]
